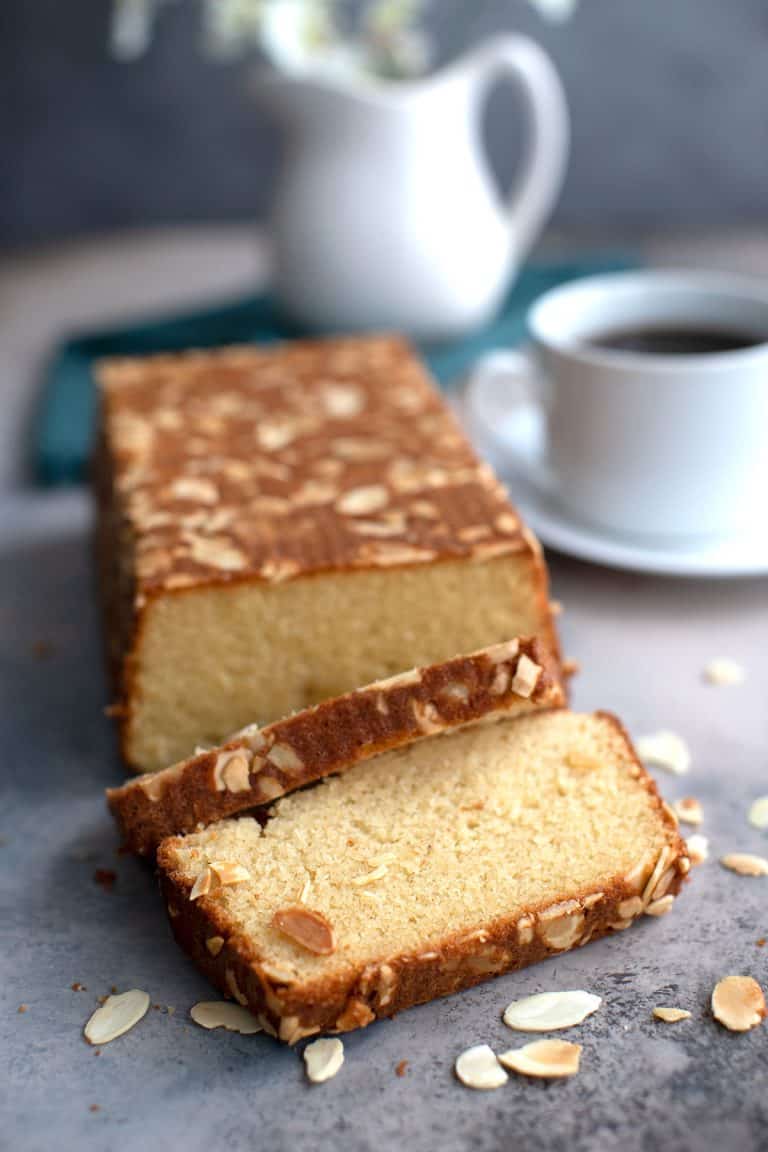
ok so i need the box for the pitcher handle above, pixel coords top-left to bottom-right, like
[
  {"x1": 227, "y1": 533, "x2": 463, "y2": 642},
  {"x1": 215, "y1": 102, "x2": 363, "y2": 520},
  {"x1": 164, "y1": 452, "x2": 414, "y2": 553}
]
[{"x1": 472, "y1": 36, "x2": 569, "y2": 263}]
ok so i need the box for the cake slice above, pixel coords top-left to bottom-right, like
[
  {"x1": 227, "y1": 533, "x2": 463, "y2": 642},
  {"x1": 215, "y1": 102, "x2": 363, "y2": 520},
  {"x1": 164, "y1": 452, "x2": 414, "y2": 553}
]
[
  {"x1": 96, "y1": 334, "x2": 560, "y2": 772},
  {"x1": 157, "y1": 710, "x2": 689, "y2": 1043},
  {"x1": 108, "y1": 637, "x2": 563, "y2": 856}
]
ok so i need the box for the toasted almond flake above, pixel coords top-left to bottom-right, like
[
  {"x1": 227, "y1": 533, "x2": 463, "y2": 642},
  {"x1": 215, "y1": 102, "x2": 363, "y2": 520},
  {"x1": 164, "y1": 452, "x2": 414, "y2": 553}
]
[
  {"x1": 336, "y1": 485, "x2": 389, "y2": 516},
  {"x1": 711, "y1": 976, "x2": 766, "y2": 1032},
  {"x1": 499, "y1": 1038, "x2": 581, "y2": 1079},
  {"x1": 304, "y1": 1037, "x2": 345, "y2": 1083},
  {"x1": 637, "y1": 731, "x2": 690, "y2": 776},
  {"x1": 272, "y1": 906, "x2": 336, "y2": 956},
  {"x1": 84, "y1": 990, "x2": 150, "y2": 1045},
  {"x1": 209, "y1": 861, "x2": 251, "y2": 887},
  {"x1": 511, "y1": 654, "x2": 541, "y2": 698},
  {"x1": 653, "y1": 1007, "x2": 691, "y2": 1023},
  {"x1": 617, "y1": 896, "x2": 644, "y2": 920},
  {"x1": 267, "y1": 743, "x2": 304, "y2": 774},
  {"x1": 748, "y1": 796, "x2": 768, "y2": 830},
  {"x1": 454, "y1": 1044, "x2": 508, "y2": 1090},
  {"x1": 503, "y1": 990, "x2": 601, "y2": 1032},
  {"x1": 673, "y1": 797, "x2": 703, "y2": 826},
  {"x1": 642, "y1": 846, "x2": 672, "y2": 906},
  {"x1": 645, "y1": 895, "x2": 675, "y2": 916},
  {"x1": 206, "y1": 936, "x2": 225, "y2": 957},
  {"x1": 720, "y1": 853, "x2": 768, "y2": 877},
  {"x1": 213, "y1": 751, "x2": 252, "y2": 793},
  {"x1": 352, "y1": 864, "x2": 389, "y2": 886},
  {"x1": 686, "y1": 835, "x2": 709, "y2": 865},
  {"x1": 486, "y1": 639, "x2": 520, "y2": 665},
  {"x1": 190, "y1": 1002, "x2": 262, "y2": 1034},
  {"x1": 190, "y1": 867, "x2": 213, "y2": 901},
  {"x1": 703, "y1": 658, "x2": 745, "y2": 686}
]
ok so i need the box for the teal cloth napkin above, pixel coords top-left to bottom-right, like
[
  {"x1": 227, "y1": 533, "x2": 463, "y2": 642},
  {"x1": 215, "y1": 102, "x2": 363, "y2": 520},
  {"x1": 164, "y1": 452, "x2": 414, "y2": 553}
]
[{"x1": 35, "y1": 256, "x2": 633, "y2": 486}]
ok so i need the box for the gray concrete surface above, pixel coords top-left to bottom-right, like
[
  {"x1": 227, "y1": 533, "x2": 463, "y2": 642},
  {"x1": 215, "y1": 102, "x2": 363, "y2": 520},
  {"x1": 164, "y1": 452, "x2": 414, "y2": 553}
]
[{"x1": 2, "y1": 487, "x2": 767, "y2": 1152}]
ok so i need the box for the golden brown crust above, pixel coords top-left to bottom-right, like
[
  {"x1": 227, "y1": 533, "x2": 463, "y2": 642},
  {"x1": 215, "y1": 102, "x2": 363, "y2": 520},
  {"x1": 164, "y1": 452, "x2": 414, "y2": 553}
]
[
  {"x1": 108, "y1": 637, "x2": 564, "y2": 857},
  {"x1": 94, "y1": 335, "x2": 561, "y2": 767},
  {"x1": 157, "y1": 748, "x2": 690, "y2": 1043}
]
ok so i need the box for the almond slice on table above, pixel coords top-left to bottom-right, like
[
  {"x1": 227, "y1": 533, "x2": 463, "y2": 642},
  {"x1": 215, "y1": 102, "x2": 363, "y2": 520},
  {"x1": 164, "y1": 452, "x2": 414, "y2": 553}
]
[
  {"x1": 636, "y1": 731, "x2": 690, "y2": 776},
  {"x1": 498, "y1": 1039, "x2": 581, "y2": 1079},
  {"x1": 454, "y1": 1044, "x2": 508, "y2": 1090},
  {"x1": 703, "y1": 658, "x2": 745, "y2": 686},
  {"x1": 686, "y1": 835, "x2": 709, "y2": 865},
  {"x1": 190, "y1": 1002, "x2": 262, "y2": 1034},
  {"x1": 84, "y1": 990, "x2": 150, "y2": 1045},
  {"x1": 711, "y1": 976, "x2": 766, "y2": 1032},
  {"x1": 304, "y1": 1037, "x2": 345, "y2": 1083},
  {"x1": 272, "y1": 906, "x2": 336, "y2": 955},
  {"x1": 747, "y1": 796, "x2": 768, "y2": 830},
  {"x1": 720, "y1": 853, "x2": 768, "y2": 877},
  {"x1": 502, "y1": 990, "x2": 601, "y2": 1032},
  {"x1": 673, "y1": 797, "x2": 703, "y2": 826},
  {"x1": 653, "y1": 1007, "x2": 691, "y2": 1023}
]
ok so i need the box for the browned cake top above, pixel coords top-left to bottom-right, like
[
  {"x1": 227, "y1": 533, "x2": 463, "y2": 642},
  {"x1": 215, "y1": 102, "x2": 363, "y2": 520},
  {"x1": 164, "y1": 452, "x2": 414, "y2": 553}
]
[{"x1": 98, "y1": 336, "x2": 527, "y2": 600}]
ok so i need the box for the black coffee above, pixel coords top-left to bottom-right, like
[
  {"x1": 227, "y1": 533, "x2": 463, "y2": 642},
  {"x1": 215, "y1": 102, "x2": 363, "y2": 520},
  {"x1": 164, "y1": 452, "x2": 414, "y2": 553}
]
[{"x1": 586, "y1": 325, "x2": 765, "y2": 356}]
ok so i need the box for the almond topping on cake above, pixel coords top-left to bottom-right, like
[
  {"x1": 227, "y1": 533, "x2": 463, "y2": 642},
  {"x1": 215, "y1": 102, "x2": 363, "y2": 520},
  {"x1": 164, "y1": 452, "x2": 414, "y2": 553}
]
[
  {"x1": 653, "y1": 1007, "x2": 691, "y2": 1023},
  {"x1": 272, "y1": 906, "x2": 337, "y2": 956}
]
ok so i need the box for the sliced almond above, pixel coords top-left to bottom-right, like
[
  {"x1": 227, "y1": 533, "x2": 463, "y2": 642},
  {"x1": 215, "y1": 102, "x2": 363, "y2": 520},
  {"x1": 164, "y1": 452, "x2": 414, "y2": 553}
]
[
  {"x1": 209, "y1": 861, "x2": 251, "y2": 887},
  {"x1": 503, "y1": 990, "x2": 601, "y2": 1032},
  {"x1": 499, "y1": 1038, "x2": 581, "y2": 1079},
  {"x1": 673, "y1": 797, "x2": 703, "y2": 826},
  {"x1": 267, "y1": 743, "x2": 304, "y2": 774},
  {"x1": 206, "y1": 936, "x2": 225, "y2": 957},
  {"x1": 686, "y1": 834, "x2": 709, "y2": 865},
  {"x1": 645, "y1": 895, "x2": 675, "y2": 917},
  {"x1": 636, "y1": 731, "x2": 690, "y2": 776},
  {"x1": 454, "y1": 1044, "x2": 508, "y2": 1090},
  {"x1": 720, "y1": 853, "x2": 768, "y2": 877},
  {"x1": 703, "y1": 658, "x2": 745, "y2": 686},
  {"x1": 84, "y1": 990, "x2": 150, "y2": 1045},
  {"x1": 746, "y1": 792, "x2": 768, "y2": 829},
  {"x1": 711, "y1": 975, "x2": 766, "y2": 1032},
  {"x1": 511, "y1": 654, "x2": 542, "y2": 698},
  {"x1": 336, "y1": 485, "x2": 389, "y2": 516},
  {"x1": 190, "y1": 867, "x2": 213, "y2": 901},
  {"x1": 748, "y1": 796, "x2": 768, "y2": 830},
  {"x1": 190, "y1": 1001, "x2": 262, "y2": 1034},
  {"x1": 653, "y1": 1006, "x2": 691, "y2": 1023},
  {"x1": 272, "y1": 906, "x2": 336, "y2": 956},
  {"x1": 304, "y1": 1037, "x2": 345, "y2": 1083}
]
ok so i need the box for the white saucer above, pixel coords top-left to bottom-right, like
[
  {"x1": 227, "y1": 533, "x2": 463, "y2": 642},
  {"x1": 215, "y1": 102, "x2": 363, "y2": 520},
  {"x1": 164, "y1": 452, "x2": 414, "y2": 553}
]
[{"x1": 463, "y1": 396, "x2": 768, "y2": 579}]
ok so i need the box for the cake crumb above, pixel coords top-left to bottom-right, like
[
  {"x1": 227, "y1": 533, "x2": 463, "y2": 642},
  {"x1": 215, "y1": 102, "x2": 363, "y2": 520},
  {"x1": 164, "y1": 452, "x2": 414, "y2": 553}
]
[
  {"x1": 71, "y1": 982, "x2": 87, "y2": 992},
  {"x1": 94, "y1": 869, "x2": 117, "y2": 892},
  {"x1": 89, "y1": 1105, "x2": 100, "y2": 1114},
  {"x1": 32, "y1": 640, "x2": 55, "y2": 659},
  {"x1": 396, "y1": 1060, "x2": 409, "y2": 1077},
  {"x1": 757, "y1": 939, "x2": 766, "y2": 948},
  {"x1": 17, "y1": 1004, "x2": 28, "y2": 1014}
]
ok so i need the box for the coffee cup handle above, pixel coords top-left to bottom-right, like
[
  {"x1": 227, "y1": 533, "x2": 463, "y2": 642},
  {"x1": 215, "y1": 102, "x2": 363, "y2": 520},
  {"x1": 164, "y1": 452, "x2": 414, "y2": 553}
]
[{"x1": 462, "y1": 348, "x2": 552, "y2": 487}]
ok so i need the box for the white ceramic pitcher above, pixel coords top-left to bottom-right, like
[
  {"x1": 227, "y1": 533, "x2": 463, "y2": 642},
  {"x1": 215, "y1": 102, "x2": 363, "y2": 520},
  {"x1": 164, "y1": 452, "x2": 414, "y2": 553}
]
[{"x1": 258, "y1": 36, "x2": 569, "y2": 339}]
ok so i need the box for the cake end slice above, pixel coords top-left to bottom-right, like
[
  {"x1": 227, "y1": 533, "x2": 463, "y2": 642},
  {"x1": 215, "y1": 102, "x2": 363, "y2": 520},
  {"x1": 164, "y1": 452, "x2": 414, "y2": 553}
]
[{"x1": 157, "y1": 710, "x2": 689, "y2": 1043}]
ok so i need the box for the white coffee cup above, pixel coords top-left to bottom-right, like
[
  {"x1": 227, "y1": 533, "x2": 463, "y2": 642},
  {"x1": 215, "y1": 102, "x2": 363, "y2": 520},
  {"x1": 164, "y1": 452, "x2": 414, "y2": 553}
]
[{"x1": 469, "y1": 270, "x2": 768, "y2": 539}]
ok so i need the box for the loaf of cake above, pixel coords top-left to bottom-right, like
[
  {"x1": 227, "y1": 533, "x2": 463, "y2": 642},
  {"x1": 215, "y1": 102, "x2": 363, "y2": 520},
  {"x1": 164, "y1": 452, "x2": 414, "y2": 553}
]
[
  {"x1": 107, "y1": 637, "x2": 564, "y2": 856},
  {"x1": 157, "y1": 710, "x2": 689, "y2": 1043},
  {"x1": 96, "y1": 335, "x2": 560, "y2": 771}
]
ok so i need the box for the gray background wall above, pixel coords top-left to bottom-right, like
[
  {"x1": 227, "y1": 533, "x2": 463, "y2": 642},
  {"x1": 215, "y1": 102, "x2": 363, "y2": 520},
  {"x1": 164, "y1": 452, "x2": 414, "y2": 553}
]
[{"x1": 3, "y1": 0, "x2": 768, "y2": 249}]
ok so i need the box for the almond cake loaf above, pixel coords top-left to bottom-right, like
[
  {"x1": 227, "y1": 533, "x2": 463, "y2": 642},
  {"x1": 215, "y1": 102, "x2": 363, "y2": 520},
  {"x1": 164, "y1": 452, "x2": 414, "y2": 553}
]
[
  {"x1": 108, "y1": 637, "x2": 563, "y2": 856},
  {"x1": 95, "y1": 335, "x2": 560, "y2": 772},
  {"x1": 157, "y1": 710, "x2": 689, "y2": 1043}
]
